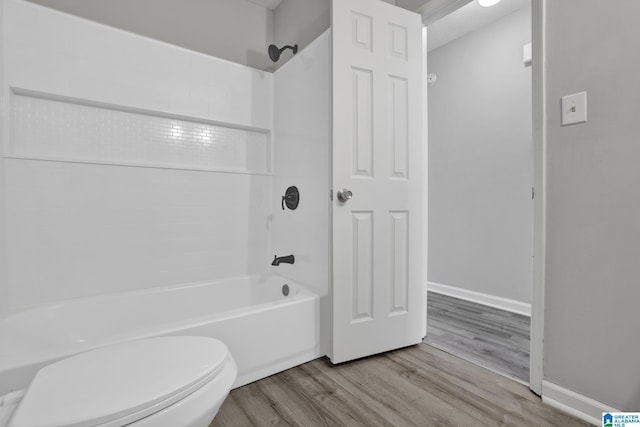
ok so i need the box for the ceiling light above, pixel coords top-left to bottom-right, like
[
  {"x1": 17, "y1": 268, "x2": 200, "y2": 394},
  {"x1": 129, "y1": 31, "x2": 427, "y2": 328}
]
[{"x1": 478, "y1": 0, "x2": 502, "y2": 7}]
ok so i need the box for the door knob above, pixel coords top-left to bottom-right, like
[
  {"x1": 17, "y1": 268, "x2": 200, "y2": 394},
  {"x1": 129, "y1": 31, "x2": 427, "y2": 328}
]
[{"x1": 337, "y1": 188, "x2": 353, "y2": 203}]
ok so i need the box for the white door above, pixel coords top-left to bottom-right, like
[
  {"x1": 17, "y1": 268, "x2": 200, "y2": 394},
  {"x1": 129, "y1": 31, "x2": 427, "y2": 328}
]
[{"x1": 331, "y1": 0, "x2": 424, "y2": 364}]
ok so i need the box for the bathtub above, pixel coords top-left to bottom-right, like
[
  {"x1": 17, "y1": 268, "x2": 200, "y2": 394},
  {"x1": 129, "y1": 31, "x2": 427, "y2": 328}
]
[{"x1": 0, "y1": 274, "x2": 322, "y2": 396}]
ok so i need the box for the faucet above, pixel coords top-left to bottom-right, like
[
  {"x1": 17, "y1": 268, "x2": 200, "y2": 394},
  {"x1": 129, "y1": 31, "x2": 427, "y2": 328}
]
[{"x1": 272, "y1": 254, "x2": 295, "y2": 266}]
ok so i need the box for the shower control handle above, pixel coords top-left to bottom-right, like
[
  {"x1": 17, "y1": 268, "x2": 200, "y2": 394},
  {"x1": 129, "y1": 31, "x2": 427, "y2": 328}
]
[{"x1": 337, "y1": 188, "x2": 353, "y2": 203}]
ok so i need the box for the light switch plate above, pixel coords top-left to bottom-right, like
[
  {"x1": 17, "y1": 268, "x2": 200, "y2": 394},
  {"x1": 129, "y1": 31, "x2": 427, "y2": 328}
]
[
  {"x1": 523, "y1": 43, "x2": 532, "y2": 66},
  {"x1": 561, "y1": 91, "x2": 587, "y2": 126}
]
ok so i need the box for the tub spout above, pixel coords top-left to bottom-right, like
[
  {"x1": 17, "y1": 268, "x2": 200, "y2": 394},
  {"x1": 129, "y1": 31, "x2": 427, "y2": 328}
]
[{"x1": 272, "y1": 254, "x2": 295, "y2": 266}]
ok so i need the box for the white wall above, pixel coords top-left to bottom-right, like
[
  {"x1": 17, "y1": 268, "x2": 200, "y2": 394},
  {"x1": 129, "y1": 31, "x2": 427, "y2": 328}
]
[
  {"x1": 27, "y1": 0, "x2": 275, "y2": 70},
  {"x1": 273, "y1": 0, "x2": 330, "y2": 70},
  {"x1": 544, "y1": 0, "x2": 640, "y2": 411},
  {"x1": 1, "y1": 0, "x2": 274, "y2": 311},
  {"x1": 0, "y1": 0, "x2": 7, "y2": 318},
  {"x1": 273, "y1": 0, "x2": 404, "y2": 70},
  {"x1": 427, "y1": 7, "x2": 533, "y2": 304},
  {"x1": 271, "y1": 31, "x2": 331, "y2": 355}
]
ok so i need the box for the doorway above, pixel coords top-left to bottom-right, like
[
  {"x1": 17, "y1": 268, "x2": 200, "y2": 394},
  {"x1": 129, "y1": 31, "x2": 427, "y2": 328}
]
[
  {"x1": 327, "y1": 0, "x2": 546, "y2": 396},
  {"x1": 423, "y1": 0, "x2": 533, "y2": 384}
]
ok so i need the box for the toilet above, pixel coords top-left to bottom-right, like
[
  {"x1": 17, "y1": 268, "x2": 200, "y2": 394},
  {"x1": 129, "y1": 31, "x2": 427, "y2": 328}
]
[{"x1": 2, "y1": 336, "x2": 237, "y2": 427}]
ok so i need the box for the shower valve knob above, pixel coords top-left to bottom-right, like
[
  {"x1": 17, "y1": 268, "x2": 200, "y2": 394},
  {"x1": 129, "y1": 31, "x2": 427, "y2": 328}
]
[{"x1": 337, "y1": 188, "x2": 353, "y2": 203}]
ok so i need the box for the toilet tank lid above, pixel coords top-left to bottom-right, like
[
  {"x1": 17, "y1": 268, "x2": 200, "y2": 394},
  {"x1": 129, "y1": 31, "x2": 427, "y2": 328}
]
[{"x1": 8, "y1": 336, "x2": 231, "y2": 427}]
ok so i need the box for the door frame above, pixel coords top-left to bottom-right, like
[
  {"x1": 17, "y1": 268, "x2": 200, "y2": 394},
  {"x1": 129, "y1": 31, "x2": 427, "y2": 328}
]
[{"x1": 418, "y1": 0, "x2": 546, "y2": 395}]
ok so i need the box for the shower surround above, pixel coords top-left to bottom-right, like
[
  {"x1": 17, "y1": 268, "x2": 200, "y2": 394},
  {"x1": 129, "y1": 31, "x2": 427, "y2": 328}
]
[{"x1": 0, "y1": 0, "x2": 330, "y2": 392}]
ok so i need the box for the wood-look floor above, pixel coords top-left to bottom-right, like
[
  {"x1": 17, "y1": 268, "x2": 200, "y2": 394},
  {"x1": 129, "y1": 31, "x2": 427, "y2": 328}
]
[
  {"x1": 424, "y1": 292, "x2": 530, "y2": 383},
  {"x1": 211, "y1": 344, "x2": 589, "y2": 427}
]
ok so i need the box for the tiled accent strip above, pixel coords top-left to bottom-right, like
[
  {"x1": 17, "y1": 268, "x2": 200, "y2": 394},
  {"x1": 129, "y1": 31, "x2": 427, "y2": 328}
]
[{"x1": 10, "y1": 90, "x2": 270, "y2": 174}]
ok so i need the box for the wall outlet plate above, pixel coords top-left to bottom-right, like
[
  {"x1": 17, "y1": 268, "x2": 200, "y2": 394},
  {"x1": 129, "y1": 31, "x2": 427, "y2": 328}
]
[{"x1": 561, "y1": 91, "x2": 587, "y2": 126}]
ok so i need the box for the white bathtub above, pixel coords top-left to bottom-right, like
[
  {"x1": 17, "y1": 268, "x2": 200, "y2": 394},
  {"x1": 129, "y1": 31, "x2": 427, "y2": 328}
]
[{"x1": 0, "y1": 274, "x2": 322, "y2": 395}]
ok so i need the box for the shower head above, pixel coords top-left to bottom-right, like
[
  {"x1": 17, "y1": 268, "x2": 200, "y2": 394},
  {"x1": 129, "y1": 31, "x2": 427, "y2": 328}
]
[{"x1": 268, "y1": 44, "x2": 298, "y2": 62}]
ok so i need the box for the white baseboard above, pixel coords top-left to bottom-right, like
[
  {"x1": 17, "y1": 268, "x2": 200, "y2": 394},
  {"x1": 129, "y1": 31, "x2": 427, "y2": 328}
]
[
  {"x1": 427, "y1": 281, "x2": 531, "y2": 317},
  {"x1": 542, "y1": 380, "x2": 619, "y2": 426}
]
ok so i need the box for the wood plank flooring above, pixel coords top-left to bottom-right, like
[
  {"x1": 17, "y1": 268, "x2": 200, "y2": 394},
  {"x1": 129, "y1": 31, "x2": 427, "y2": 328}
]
[
  {"x1": 211, "y1": 344, "x2": 588, "y2": 427},
  {"x1": 424, "y1": 292, "x2": 530, "y2": 383}
]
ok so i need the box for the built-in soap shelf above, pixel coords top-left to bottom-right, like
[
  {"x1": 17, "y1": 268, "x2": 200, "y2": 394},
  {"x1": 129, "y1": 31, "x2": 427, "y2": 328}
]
[{"x1": 8, "y1": 88, "x2": 272, "y2": 175}]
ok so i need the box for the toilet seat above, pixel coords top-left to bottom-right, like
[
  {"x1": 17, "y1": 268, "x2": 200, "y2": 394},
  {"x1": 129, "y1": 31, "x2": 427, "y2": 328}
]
[{"x1": 8, "y1": 336, "x2": 231, "y2": 427}]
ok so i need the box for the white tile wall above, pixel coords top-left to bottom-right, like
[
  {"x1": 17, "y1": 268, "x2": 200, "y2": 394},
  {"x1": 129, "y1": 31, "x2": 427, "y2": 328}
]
[
  {"x1": 1, "y1": 0, "x2": 275, "y2": 310},
  {"x1": 5, "y1": 160, "x2": 272, "y2": 309},
  {"x1": 2, "y1": 0, "x2": 273, "y2": 130},
  {"x1": 11, "y1": 92, "x2": 270, "y2": 174}
]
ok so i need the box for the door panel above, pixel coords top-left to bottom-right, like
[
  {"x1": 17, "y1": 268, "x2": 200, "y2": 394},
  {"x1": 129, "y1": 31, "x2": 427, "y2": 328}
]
[{"x1": 331, "y1": 0, "x2": 424, "y2": 364}]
